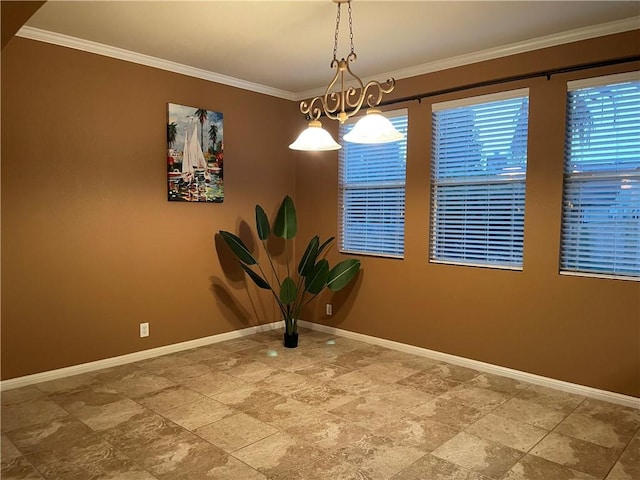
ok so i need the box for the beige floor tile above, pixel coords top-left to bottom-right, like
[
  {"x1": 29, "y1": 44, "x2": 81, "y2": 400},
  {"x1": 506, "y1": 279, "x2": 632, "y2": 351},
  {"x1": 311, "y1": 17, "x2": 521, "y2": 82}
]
[
  {"x1": 330, "y1": 432, "x2": 429, "y2": 479},
  {"x1": 428, "y1": 363, "x2": 481, "y2": 382},
  {"x1": 243, "y1": 395, "x2": 324, "y2": 430},
  {"x1": 170, "y1": 454, "x2": 266, "y2": 480},
  {"x1": 225, "y1": 360, "x2": 280, "y2": 382},
  {"x1": 329, "y1": 396, "x2": 405, "y2": 430},
  {"x1": 180, "y1": 370, "x2": 247, "y2": 397},
  {"x1": 196, "y1": 413, "x2": 278, "y2": 452},
  {"x1": 6, "y1": 416, "x2": 93, "y2": 455},
  {"x1": 502, "y1": 454, "x2": 599, "y2": 480},
  {"x1": 5, "y1": 330, "x2": 634, "y2": 480},
  {"x1": 51, "y1": 384, "x2": 127, "y2": 412},
  {"x1": 432, "y1": 431, "x2": 523, "y2": 478},
  {"x1": 530, "y1": 431, "x2": 620, "y2": 478},
  {"x1": 467, "y1": 373, "x2": 530, "y2": 395},
  {"x1": 286, "y1": 413, "x2": 370, "y2": 452},
  {"x1": 134, "y1": 385, "x2": 205, "y2": 414},
  {"x1": 411, "y1": 397, "x2": 488, "y2": 429},
  {"x1": 26, "y1": 435, "x2": 136, "y2": 480},
  {"x1": 1, "y1": 435, "x2": 22, "y2": 461},
  {"x1": 373, "y1": 414, "x2": 459, "y2": 451},
  {"x1": 290, "y1": 382, "x2": 358, "y2": 411},
  {"x1": 162, "y1": 397, "x2": 235, "y2": 431},
  {"x1": 1, "y1": 387, "x2": 46, "y2": 407},
  {"x1": 516, "y1": 385, "x2": 585, "y2": 413},
  {"x1": 358, "y1": 362, "x2": 419, "y2": 383},
  {"x1": 391, "y1": 454, "x2": 492, "y2": 480},
  {"x1": 1, "y1": 399, "x2": 69, "y2": 433},
  {"x1": 156, "y1": 362, "x2": 212, "y2": 382},
  {"x1": 575, "y1": 398, "x2": 640, "y2": 433},
  {"x1": 492, "y1": 396, "x2": 568, "y2": 430},
  {"x1": 212, "y1": 382, "x2": 284, "y2": 410},
  {"x1": 33, "y1": 373, "x2": 98, "y2": 395},
  {"x1": 397, "y1": 371, "x2": 462, "y2": 395},
  {"x1": 135, "y1": 353, "x2": 192, "y2": 371},
  {"x1": 105, "y1": 370, "x2": 176, "y2": 397},
  {"x1": 232, "y1": 430, "x2": 323, "y2": 479},
  {"x1": 256, "y1": 370, "x2": 316, "y2": 396},
  {"x1": 555, "y1": 412, "x2": 637, "y2": 450},
  {"x1": 606, "y1": 435, "x2": 640, "y2": 480},
  {"x1": 71, "y1": 397, "x2": 148, "y2": 431},
  {"x1": 331, "y1": 370, "x2": 387, "y2": 396},
  {"x1": 466, "y1": 413, "x2": 548, "y2": 452},
  {"x1": 440, "y1": 384, "x2": 511, "y2": 413},
  {"x1": 1, "y1": 456, "x2": 45, "y2": 480},
  {"x1": 288, "y1": 362, "x2": 352, "y2": 381}
]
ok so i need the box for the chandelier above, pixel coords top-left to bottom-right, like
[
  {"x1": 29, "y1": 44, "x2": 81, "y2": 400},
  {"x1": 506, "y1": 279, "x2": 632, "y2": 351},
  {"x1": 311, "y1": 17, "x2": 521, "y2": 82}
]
[{"x1": 289, "y1": 0, "x2": 405, "y2": 151}]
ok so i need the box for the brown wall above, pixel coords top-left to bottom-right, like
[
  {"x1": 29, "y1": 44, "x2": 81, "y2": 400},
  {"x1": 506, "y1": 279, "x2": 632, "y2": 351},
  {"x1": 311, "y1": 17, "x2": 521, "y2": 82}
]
[
  {"x1": 295, "y1": 30, "x2": 640, "y2": 397},
  {"x1": 1, "y1": 37, "x2": 298, "y2": 379},
  {"x1": 2, "y1": 28, "x2": 639, "y2": 397}
]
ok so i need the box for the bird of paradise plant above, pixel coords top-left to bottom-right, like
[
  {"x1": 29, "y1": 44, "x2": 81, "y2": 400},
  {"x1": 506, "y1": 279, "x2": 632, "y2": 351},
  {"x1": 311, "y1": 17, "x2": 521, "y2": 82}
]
[{"x1": 219, "y1": 195, "x2": 360, "y2": 347}]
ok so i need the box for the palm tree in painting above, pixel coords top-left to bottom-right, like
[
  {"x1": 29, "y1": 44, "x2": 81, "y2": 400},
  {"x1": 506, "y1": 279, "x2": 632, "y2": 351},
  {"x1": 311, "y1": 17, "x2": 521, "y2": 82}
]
[
  {"x1": 194, "y1": 109, "x2": 208, "y2": 151},
  {"x1": 167, "y1": 122, "x2": 178, "y2": 148},
  {"x1": 208, "y1": 123, "x2": 218, "y2": 154}
]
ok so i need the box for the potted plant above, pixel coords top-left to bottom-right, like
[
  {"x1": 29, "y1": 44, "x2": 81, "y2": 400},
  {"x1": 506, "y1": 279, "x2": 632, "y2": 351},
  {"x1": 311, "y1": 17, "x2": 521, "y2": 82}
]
[{"x1": 219, "y1": 195, "x2": 360, "y2": 348}]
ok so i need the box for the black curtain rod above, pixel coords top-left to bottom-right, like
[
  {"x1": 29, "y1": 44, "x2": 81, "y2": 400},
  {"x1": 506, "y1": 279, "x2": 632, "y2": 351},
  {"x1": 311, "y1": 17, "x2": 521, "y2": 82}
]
[{"x1": 378, "y1": 55, "x2": 640, "y2": 108}]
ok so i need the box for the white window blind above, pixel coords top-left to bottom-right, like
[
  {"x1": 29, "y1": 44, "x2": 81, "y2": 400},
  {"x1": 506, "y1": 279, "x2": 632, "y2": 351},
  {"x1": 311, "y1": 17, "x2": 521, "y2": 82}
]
[
  {"x1": 561, "y1": 72, "x2": 640, "y2": 280},
  {"x1": 338, "y1": 109, "x2": 408, "y2": 258},
  {"x1": 431, "y1": 89, "x2": 529, "y2": 269}
]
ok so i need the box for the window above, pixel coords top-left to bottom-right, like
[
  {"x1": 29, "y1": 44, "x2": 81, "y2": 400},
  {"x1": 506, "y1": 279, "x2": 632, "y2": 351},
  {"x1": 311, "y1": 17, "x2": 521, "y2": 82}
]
[
  {"x1": 431, "y1": 89, "x2": 529, "y2": 269},
  {"x1": 338, "y1": 109, "x2": 408, "y2": 257},
  {"x1": 561, "y1": 72, "x2": 640, "y2": 280}
]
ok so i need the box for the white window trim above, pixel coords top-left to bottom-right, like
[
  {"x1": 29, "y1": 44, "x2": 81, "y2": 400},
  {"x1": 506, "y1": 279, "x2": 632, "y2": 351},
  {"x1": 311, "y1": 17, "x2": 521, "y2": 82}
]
[{"x1": 338, "y1": 108, "x2": 408, "y2": 259}]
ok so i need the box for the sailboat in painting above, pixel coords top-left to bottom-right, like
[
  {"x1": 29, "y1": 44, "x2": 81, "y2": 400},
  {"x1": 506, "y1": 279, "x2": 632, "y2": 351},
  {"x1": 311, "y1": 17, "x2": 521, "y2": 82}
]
[{"x1": 181, "y1": 122, "x2": 207, "y2": 182}]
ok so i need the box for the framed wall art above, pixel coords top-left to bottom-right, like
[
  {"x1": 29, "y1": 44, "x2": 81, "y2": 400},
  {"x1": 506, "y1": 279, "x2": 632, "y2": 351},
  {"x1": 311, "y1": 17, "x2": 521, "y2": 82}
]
[{"x1": 167, "y1": 103, "x2": 224, "y2": 202}]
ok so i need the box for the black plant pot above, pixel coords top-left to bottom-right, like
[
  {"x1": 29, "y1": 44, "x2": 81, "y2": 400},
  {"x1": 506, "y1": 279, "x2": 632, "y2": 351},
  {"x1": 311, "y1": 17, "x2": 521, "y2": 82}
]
[{"x1": 284, "y1": 332, "x2": 299, "y2": 348}]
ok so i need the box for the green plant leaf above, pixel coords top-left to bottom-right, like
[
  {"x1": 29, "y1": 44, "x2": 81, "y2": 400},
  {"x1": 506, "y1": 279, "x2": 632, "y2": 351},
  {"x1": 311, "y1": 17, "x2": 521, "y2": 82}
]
[
  {"x1": 327, "y1": 259, "x2": 361, "y2": 292},
  {"x1": 279, "y1": 276, "x2": 297, "y2": 305},
  {"x1": 273, "y1": 195, "x2": 297, "y2": 239},
  {"x1": 317, "y1": 236, "x2": 335, "y2": 256},
  {"x1": 297, "y1": 236, "x2": 319, "y2": 275},
  {"x1": 305, "y1": 259, "x2": 330, "y2": 294},
  {"x1": 255, "y1": 205, "x2": 270, "y2": 241},
  {"x1": 219, "y1": 231, "x2": 257, "y2": 265},
  {"x1": 239, "y1": 263, "x2": 270, "y2": 289}
]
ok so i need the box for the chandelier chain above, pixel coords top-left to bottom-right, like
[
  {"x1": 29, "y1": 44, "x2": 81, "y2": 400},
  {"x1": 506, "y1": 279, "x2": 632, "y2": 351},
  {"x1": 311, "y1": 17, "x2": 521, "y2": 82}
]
[
  {"x1": 332, "y1": 0, "x2": 356, "y2": 62},
  {"x1": 332, "y1": 2, "x2": 341, "y2": 61},
  {"x1": 348, "y1": 1, "x2": 354, "y2": 54}
]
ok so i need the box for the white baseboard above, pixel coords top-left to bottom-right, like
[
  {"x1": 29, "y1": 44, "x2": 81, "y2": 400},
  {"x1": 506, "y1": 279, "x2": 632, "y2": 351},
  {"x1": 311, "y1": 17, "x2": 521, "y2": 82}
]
[
  {"x1": 0, "y1": 321, "x2": 284, "y2": 392},
  {"x1": 297, "y1": 320, "x2": 640, "y2": 410},
  {"x1": 2, "y1": 319, "x2": 638, "y2": 410}
]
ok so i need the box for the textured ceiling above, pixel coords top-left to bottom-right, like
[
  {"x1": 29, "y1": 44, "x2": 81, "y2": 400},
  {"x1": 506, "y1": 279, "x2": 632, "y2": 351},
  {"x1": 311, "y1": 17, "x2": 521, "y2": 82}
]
[{"x1": 23, "y1": 1, "x2": 640, "y2": 97}]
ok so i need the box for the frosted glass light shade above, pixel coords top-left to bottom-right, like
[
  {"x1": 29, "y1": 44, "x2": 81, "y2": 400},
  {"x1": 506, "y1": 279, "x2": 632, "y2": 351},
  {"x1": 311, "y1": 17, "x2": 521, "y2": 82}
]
[
  {"x1": 343, "y1": 109, "x2": 405, "y2": 144},
  {"x1": 289, "y1": 120, "x2": 341, "y2": 151}
]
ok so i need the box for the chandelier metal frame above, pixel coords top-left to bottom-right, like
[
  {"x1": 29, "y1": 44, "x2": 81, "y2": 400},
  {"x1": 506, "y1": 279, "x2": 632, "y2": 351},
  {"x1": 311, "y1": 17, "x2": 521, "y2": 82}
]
[{"x1": 299, "y1": 0, "x2": 396, "y2": 124}]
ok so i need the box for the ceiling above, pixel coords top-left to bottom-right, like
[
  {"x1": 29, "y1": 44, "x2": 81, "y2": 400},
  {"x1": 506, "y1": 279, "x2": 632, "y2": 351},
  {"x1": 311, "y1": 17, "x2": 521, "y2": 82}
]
[{"x1": 21, "y1": 1, "x2": 640, "y2": 99}]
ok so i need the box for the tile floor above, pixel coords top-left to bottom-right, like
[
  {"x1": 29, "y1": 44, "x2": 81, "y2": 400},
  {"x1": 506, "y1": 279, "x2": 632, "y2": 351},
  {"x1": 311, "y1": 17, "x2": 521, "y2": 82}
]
[{"x1": 1, "y1": 327, "x2": 638, "y2": 479}]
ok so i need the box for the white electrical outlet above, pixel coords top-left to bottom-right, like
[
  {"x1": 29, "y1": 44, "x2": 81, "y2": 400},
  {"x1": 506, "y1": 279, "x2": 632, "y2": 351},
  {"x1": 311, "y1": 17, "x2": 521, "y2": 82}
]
[
  {"x1": 326, "y1": 304, "x2": 333, "y2": 316},
  {"x1": 140, "y1": 322, "x2": 149, "y2": 338}
]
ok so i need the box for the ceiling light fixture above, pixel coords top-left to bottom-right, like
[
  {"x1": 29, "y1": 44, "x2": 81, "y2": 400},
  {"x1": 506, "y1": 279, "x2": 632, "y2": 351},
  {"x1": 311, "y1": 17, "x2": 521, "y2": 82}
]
[{"x1": 289, "y1": 0, "x2": 404, "y2": 151}]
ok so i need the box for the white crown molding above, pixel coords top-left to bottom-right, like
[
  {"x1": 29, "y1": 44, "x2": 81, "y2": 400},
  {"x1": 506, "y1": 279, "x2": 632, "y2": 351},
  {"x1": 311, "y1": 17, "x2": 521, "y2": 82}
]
[
  {"x1": 0, "y1": 321, "x2": 284, "y2": 391},
  {"x1": 15, "y1": 26, "x2": 297, "y2": 101},
  {"x1": 297, "y1": 320, "x2": 640, "y2": 410},
  {"x1": 17, "y1": 18, "x2": 639, "y2": 103},
  {"x1": 295, "y1": 17, "x2": 640, "y2": 101}
]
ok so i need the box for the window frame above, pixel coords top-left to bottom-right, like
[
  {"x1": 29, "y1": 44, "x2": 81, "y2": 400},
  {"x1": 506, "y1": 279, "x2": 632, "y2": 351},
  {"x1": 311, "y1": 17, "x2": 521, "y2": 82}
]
[
  {"x1": 430, "y1": 88, "x2": 530, "y2": 270},
  {"x1": 338, "y1": 108, "x2": 408, "y2": 259},
  {"x1": 560, "y1": 71, "x2": 640, "y2": 281}
]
